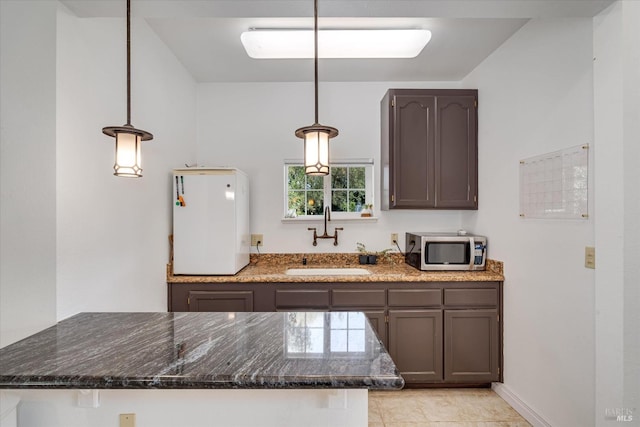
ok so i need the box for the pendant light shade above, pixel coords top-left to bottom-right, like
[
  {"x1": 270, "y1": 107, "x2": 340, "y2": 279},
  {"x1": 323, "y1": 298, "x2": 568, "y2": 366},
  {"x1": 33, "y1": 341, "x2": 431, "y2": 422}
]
[
  {"x1": 295, "y1": 0, "x2": 338, "y2": 176},
  {"x1": 103, "y1": 124, "x2": 152, "y2": 177},
  {"x1": 102, "y1": 0, "x2": 152, "y2": 178},
  {"x1": 295, "y1": 124, "x2": 337, "y2": 175}
]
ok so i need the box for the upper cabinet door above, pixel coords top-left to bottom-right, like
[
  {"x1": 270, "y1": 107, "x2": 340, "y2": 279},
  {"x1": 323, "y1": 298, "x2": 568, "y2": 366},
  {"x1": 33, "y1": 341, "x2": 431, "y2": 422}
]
[
  {"x1": 381, "y1": 89, "x2": 478, "y2": 210},
  {"x1": 436, "y1": 95, "x2": 478, "y2": 209},
  {"x1": 392, "y1": 94, "x2": 436, "y2": 209}
]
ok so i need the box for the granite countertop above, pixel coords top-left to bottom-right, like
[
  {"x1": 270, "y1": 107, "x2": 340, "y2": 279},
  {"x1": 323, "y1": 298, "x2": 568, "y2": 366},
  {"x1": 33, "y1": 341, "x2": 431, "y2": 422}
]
[
  {"x1": 167, "y1": 253, "x2": 504, "y2": 284},
  {"x1": 0, "y1": 312, "x2": 403, "y2": 390}
]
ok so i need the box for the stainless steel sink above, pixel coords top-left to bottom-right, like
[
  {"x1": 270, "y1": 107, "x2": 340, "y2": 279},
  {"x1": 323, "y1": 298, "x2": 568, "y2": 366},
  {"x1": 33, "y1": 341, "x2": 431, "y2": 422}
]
[{"x1": 285, "y1": 268, "x2": 371, "y2": 276}]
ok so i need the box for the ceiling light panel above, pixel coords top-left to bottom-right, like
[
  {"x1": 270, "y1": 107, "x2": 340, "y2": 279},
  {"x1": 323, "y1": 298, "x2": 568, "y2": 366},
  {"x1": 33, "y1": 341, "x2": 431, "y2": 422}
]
[{"x1": 241, "y1": 29, "x2": 431, "y2": 59}]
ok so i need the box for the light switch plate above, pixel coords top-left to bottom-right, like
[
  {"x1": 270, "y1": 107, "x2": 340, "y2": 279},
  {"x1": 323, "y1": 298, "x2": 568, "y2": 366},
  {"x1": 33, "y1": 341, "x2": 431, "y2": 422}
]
[
  {"x1": 585, "y1": 246, "x2": 595, "y2": 269},
  {"x1": 120, "y1": 413, "x2": 136, "y2": 427}
]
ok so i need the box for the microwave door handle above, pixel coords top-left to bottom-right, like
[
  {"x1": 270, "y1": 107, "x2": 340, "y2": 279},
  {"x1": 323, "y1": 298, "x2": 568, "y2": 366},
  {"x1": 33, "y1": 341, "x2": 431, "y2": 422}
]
[{"x1": 468, "y1": 237, "x2": 475, "y2": 270}]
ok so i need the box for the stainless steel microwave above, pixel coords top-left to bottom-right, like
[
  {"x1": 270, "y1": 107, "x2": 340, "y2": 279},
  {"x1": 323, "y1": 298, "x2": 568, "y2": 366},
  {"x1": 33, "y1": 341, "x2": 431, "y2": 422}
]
[{"x1": 405, "y1": 232, "x2": 487, "y2": 271}]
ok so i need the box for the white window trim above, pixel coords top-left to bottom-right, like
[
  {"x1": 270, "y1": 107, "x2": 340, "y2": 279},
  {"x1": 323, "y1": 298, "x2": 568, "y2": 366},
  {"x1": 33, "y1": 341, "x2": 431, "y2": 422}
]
[
  {"x1": 281, "y1": 216, "x2": 378, "y2": 223},
  {"x1": 284, "y1": 159, "x2": 375, "y2": 220}
]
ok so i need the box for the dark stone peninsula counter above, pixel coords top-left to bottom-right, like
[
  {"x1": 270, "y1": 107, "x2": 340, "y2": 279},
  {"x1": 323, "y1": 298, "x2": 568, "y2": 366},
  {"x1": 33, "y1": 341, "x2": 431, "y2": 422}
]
[{"x1": 0, "y1": 312, "x2": 403, "y2": 390}]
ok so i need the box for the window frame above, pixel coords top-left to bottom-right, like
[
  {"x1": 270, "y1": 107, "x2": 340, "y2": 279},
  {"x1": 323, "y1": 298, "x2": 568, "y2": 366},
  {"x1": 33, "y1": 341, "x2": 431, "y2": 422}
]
[{"x1": 284, "y1": 159, "x2": 374, "y2": 220}]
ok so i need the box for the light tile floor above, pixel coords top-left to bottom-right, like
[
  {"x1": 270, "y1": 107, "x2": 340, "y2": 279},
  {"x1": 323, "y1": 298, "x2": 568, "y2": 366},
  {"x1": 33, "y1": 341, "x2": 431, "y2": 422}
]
[{"x1": 369, "y1": 388, "x2": 532, "y2": 427}]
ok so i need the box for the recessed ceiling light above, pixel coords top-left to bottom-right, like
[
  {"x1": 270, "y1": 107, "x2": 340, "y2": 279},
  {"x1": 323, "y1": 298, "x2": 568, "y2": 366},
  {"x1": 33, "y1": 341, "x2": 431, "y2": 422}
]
[{"x1": 240, "y1": 29, "x2": 431, "y2": 59}]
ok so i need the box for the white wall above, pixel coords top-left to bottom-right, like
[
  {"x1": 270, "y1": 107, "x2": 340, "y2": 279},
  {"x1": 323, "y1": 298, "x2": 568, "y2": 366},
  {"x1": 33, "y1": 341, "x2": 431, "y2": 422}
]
[
  {"x1": 461, "y1": 19, "x2": 596, "y2": 427},
  {"x1": 0, "y1": 1, "x2": 58, "y2": 347},
  {"x1": 196, "y1": 81, "x2": 468, "y2": 254},
  {"x1": 1, "y1": 1, "x2": 198, "y2": 345},
  {"x1": 593, "y1": 3, "x2": 624, "y2": 421},
  {"x1": 55, "y1": 6, "x2": 198, "y2": 320},
  {"x1": 593, "y1": 2, "x2": 640, "y2": 425},
  {"x1": 14, "y1": 389, "x2": 367, "y2": 427},
  {"x1": 621, "y1": 0, "x2": 640, "y2": 417}
]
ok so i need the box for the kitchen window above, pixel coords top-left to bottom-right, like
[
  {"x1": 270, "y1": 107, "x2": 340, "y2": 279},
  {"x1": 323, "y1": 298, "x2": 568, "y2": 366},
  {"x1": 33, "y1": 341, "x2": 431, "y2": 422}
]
[{"x1": 284, "y1": 160, "x2": 374, "y2": 219}]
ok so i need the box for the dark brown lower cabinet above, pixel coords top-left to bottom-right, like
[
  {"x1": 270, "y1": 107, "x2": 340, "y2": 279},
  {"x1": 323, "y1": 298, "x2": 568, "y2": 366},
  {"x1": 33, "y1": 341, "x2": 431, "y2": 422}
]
[
  {"x1": 388, "y1": 310, "x2": 443, "y2": 382},
  {"x1": 187, "y1": 290, "x2": 254, "y2": 312},
  {"x1": 387, "y1": 308, "x2": 499, "y2": 385},
  {"x1": 363, "y1": 311, "x2": 387, "y2": 347},
  {"x1": 444, "y1": 309, "x2": 499, "y2": 383},
  {"x1": 168, "y1": 281, "x2": 502, "y2": 386}
]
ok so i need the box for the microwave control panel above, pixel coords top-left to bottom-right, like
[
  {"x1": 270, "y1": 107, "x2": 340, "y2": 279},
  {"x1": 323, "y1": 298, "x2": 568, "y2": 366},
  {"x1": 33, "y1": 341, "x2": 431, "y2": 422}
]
[{"x1": 474, "y1": 243, "x2": 486, "y2": 265}]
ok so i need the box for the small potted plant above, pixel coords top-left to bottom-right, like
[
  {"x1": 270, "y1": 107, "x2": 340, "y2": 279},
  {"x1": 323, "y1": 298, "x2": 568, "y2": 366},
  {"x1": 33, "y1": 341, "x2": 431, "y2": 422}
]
[
  {"x1": 360, "y1": 204, "x2": 373, "y2": 217},
  {"x1": 356, "y1": 242, "x2": 369, "y2": 264},
  {"x1": 356, "y1": 242, "x2": 391, "y2": 265}
]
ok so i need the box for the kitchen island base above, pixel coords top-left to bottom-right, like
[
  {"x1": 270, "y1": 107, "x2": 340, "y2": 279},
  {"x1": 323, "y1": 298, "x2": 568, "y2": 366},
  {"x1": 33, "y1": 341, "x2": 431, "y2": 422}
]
[
  {"x1": 9, "y1": 388, "x2": 367, "y2": 427},
  {"x1": 1, "y1": 313, "x2": 400, "y2": 425}
]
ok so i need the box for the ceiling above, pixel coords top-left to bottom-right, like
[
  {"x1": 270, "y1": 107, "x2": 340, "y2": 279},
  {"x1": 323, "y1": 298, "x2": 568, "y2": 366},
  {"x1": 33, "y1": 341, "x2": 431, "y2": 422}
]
[{"x1": 59, "y1": 0, "x2": 614, "y2": 83}]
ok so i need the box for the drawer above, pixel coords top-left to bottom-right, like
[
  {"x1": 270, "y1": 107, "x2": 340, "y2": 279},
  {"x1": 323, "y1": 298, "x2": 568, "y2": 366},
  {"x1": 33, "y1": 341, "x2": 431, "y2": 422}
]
[
  {"x1": 275, "y1": 290, "x2": 330, "y2": 309},
  {"x1": 388, "y1": 289, "x2": 442, "y2": 307},
  {"x1": 444, "y1": 288, "x2": 498, "y2": 307},
  {"x1": 188, "y1": 291, "x2": 253, "y2": 312},
  {"x1": 332, "y1": 289, "x2": 386, "y2": 307}
]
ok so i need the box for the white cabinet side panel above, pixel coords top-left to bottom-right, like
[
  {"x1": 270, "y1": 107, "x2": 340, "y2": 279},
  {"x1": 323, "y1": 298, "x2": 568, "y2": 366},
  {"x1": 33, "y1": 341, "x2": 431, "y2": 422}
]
[{"x1": 235, "y1": 172, "x2": 250, "y2": 271}]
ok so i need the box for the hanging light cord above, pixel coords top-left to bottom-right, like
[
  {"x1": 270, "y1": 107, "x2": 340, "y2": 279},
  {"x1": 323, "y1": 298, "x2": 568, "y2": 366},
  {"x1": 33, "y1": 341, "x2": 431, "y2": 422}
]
[
  {"x1": 126, "y1": 0, "x2": 132, "y2": 125},
  {"x1": 313, "y1": 0, "x2": 319, "y2": 125}
]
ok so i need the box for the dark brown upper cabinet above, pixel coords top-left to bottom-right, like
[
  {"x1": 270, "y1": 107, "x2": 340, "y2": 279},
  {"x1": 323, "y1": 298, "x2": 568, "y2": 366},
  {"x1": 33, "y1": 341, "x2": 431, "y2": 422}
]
[{"x1": 381, "y1": 89, "x2": 478, "y2": 210}]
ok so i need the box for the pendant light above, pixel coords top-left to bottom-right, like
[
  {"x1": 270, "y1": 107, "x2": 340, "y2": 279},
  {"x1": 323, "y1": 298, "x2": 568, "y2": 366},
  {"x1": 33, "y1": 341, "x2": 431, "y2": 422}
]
[
  {"x1": 102, "y1": 0, "x2": 152, "y2": 178},
  {"x1": 294, "y1": 0, "x2": 338, "y2": 176}
]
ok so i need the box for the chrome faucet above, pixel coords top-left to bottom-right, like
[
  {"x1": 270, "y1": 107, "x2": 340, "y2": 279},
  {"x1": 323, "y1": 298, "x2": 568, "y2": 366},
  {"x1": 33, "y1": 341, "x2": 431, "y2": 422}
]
[{"x1": 308, "y1": 207, "x2": 343, "y2": 246}]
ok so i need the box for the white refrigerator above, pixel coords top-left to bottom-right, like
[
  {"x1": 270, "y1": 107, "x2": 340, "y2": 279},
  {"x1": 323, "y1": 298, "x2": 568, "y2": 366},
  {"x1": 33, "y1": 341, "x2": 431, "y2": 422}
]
[{"x1": 172, "y1": 168, "x2": 250, "y2": 275}]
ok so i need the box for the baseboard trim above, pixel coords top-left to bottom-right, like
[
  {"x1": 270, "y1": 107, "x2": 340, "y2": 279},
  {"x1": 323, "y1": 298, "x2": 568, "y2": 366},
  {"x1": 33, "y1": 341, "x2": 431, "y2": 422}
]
[{"x1": 492, "y1": 382, "x2": 552, "y2": 427}]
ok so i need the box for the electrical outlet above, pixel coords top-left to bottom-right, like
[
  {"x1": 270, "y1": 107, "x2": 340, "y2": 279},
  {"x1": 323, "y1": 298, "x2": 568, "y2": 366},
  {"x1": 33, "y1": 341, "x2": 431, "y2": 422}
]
[
  {"x1": 77, "y1": 390, "x2": 100, "y2": 408},
  {"x1": 119, "y1": 413, "x2": 135, "y2": 427},
  {"x1": 391, "y1": 233, "x2": 398, "y2": 246},
  {"x1": 251, "y1": 234, "x2": 263, "y2": 247}
]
